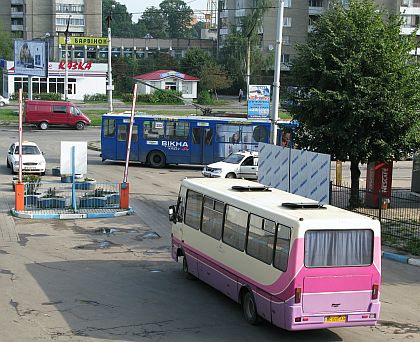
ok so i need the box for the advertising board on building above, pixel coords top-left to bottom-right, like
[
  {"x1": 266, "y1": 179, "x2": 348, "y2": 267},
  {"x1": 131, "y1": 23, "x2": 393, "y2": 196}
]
[
  {"x1": 247, "y1": 85, "x2": 271, "y2": 119},
  {"x1": 58, "y1": 36, "x2": 109, "y2": 46},
  {"x1": 14, "y1": 40, "x2": 48, "y2": 77}
]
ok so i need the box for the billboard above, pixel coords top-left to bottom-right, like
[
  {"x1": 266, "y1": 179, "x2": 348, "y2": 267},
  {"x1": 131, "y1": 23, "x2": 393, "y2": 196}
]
[
  {"x1": 14, "y1": 40, "x2": 48, "y2": 77},
  {"x1": 248, "y1": 84, "x2": 271, "y2": 119}
]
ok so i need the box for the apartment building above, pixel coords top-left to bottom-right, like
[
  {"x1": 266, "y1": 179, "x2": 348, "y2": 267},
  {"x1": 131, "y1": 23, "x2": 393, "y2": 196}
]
[{"x1": 218, "y1": 0, "x2": 420, "y2": 69}]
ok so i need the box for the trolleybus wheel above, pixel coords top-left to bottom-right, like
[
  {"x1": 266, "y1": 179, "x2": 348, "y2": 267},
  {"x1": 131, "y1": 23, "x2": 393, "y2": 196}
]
[
  {"x1": 182, "y1": 256, "x2": 194, "y2": 280},
  {"x1": 148, "y1": 151, "x2": 166, "y2": 168},
  {"x1": 242, "y1": 291, "x2": 260, "y2": 325},
  {"x1": 226, "y1": 172, "x2": 236, "y2": 179}
]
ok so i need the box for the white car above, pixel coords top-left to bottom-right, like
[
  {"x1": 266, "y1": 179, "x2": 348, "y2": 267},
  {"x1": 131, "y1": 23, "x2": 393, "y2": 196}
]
[
  {"x1": 0, "y1": 95, "x2": 9, "y2": 107},
  {"x1": 6, "y1": 141, "x2": 46, "y2": 175},
  {"x1": 202, "y1": 151, "x2": 258, "y2": 180}
]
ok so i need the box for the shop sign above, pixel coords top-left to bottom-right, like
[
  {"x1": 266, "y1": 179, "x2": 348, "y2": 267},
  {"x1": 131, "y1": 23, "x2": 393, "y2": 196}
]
[
  {"x1": 58, "y1": 61, "x2": 93, "y2": 70},
  {"x1": 58, "y1": 36, "x2": 109, "y2": 46}
]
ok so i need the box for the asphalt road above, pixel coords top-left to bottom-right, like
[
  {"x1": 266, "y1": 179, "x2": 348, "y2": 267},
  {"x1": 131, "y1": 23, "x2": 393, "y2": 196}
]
[{"x1": 0, "y1": 126, "x2": 418, "y2": 341}]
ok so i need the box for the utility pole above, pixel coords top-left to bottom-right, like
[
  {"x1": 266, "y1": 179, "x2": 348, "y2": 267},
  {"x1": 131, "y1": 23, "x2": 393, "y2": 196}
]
[
  {"x1": 64, "y1": 15, "x2": 71, "y2": 101},
  {"x1": 270, "y1": 0, "x2": 284, "y2": 145},
  {"x1": 107, "y1": 5, "x2": 115, "y2": 112}
]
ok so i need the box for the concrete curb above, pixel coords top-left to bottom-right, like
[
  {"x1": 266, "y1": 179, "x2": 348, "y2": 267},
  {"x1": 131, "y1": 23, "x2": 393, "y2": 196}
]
[
  {"x1": 382, "y1": 251, "x2": 420, "y2": 267},
  {"x1": 11, "y1": 208, "x2": 134, "y2": 219}
]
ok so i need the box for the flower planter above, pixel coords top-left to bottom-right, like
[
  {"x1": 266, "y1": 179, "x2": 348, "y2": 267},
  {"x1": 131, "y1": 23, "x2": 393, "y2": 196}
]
[
  {"x1": 37, "y1": 197, "x2": 66, "y2": 209},
  {"x1": 79, "y1": 196, "x2": 108, "y2": 208},
  {"x1": 24, "y1": 194, "x2": 42, "y2": 206},
  {"x1": 61, "y1": 175, "x2": 72, "y2": 183},
  {"x1": 106, "y1": 193, "x2": 120, "y2": 206},
  {"x1": 51, "y1": 167, "x2": 61, "y2": 177},
  {"x1": 75, "y1": 180, "x2": 96, "y2": 190}
]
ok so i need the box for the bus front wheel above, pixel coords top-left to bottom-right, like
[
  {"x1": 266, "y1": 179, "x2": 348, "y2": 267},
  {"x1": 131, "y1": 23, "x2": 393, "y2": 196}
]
[
  {"x1": 148, "y1": 151, "x2": 166, "y2": 168},
  {"x1": 242, "y1": 291, "x2": 260, "y2": 325}
]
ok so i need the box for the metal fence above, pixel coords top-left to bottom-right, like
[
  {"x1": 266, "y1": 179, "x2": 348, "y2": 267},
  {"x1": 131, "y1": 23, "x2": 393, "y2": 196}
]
[
  {"x1": 24, "y1": 182, "x2": 120, "y2": 210},
  {"x1": 331, "y1": 184, "x2": 420, "y2": 254}
]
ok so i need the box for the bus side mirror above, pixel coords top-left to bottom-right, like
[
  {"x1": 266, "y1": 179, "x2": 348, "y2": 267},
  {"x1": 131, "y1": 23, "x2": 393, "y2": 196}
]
[{"x1": 169, "y1": 205, "x2": 177, "y2": 223}]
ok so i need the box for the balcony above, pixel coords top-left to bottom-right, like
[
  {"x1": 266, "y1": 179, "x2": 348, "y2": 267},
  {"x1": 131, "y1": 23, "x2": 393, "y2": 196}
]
[
  {"x1": 235, "y1": 9, "x2": 245, "y2": 17},
  {"x1": 11, "y1": 12, "x2": 24, "y2": 18},
  {"x1": 309, "y1": 6, "x2": 324, "y2": 15},
  {"x1": 11, "y1": 24, "x2": 23, "y2": 31},
  {"x1": 219, "y1": 28, "x2": 229, "y2": 35},
  {"x1": 220, "y1": 10, "x2": 229, "y2": 18},
  {"x1": 11, "y1": 0, "x2": 24, "y2": 4}
]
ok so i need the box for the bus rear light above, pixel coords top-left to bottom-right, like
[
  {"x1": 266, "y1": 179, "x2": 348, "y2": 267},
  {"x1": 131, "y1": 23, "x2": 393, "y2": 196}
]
[
  {"x1": 295, "y1": 288, "x2": 302, "y2": 303},
  {"x1": 372, "y1": 284, "x2": 379, "y2": 299}
]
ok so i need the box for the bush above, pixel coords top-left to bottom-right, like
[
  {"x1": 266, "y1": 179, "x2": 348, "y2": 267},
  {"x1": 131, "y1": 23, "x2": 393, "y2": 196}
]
[
  {"x1": 84, "y1": 93, "x2": 108, "y2": 102},
  {"x1": 9, "y1": 92, "x2": 62, "y2": 101},
  {"x1": 119, "y1": 90, "x2": 184, "y2": 104},
  {"x1": 197, "y1": 90, "x2": 213, "y2": 105}
]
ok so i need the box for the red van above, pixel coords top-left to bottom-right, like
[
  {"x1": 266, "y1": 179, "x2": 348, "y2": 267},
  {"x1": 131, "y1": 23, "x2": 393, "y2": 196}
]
[{"x1": 25, "y1": 100, "x2": 91, "y2": 130}]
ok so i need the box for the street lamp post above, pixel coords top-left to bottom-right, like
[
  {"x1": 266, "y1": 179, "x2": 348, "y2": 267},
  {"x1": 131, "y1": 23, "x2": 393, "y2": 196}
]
[
  {"x1": 107, "y1": 6, "x2": 115, "y2": 112},
  {"x1": 64, "y1": 15, "x2": 71, "y2": 101}
]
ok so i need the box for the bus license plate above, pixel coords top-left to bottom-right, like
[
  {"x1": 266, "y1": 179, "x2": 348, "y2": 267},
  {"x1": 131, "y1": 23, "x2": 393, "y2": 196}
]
[{"x1": 325, "y1": 315, "x2": 347, "y2": 323}]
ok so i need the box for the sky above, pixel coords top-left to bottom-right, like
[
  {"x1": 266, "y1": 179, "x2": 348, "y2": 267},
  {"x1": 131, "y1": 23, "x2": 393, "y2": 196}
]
[{"x1": 117, "y1": 0, "x2": 209, "y2": 22}]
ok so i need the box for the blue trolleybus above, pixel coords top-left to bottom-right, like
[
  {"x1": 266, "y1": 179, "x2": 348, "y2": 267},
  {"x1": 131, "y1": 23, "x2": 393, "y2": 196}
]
[{"x1": 101, "y1": 113, "x2": 297, "y2": 167}]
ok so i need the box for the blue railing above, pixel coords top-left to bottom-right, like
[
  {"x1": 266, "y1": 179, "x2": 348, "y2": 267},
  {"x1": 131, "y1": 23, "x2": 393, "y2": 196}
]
[{"x1": 24, "y1": 182, "x2": 120, "y2": 210}]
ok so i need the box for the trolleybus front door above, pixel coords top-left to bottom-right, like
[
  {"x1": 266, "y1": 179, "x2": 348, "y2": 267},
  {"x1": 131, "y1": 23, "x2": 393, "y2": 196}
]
[
  {"x1": 191, "y1": 127, "x2": 213, "y2": 165},
  {"x1": 116, "y1": 123, "x2": 140, "y2": 161}
]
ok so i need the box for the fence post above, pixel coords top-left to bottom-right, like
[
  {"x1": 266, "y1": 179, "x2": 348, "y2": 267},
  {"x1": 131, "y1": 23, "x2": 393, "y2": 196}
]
[
  {"x1": 329, "y1": 181, "x2": 333, "y2": 205},
  {"x1": 378, "y1": 192, "x2": 382, "y2": 222}
]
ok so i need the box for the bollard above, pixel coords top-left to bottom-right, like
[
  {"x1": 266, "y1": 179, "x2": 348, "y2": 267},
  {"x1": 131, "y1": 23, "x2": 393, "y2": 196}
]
[
  {"x1": 120, "y1": 182, "x2": 129, "y2": 209},
  {"x1": 15, "y1": 183, "x2": 25, "y2": 211}
]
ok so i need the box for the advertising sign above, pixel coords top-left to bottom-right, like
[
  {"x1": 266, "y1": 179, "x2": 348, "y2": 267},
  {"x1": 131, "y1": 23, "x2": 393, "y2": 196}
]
[
  {"x1": 248, "y1": 85, "x2": 271, "y2": 119},
  {"x1": 58, "y1": 36, "x2": 109, "y2": 46},
  {"x1": 14, "y1": 40, "x2": 48, "y2": 77},
  {"x1": 60, "y1": 141, "x2": 88, "y2": 175}
]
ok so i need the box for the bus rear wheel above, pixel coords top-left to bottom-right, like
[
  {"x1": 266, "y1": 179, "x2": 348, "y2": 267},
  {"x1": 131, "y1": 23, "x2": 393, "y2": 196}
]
[
  {"x1": 182, "y1": 256, "x2": 194, "y2": 280},
  {"x1": 242, "y1": 291, "x2": 260, "y2": 325},
  {"x1": 148, "y1": 151, "x2": 166, "y2": 168}
]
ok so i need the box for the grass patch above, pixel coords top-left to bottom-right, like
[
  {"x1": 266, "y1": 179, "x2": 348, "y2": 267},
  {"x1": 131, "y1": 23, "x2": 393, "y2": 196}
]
[{"x1": 0, "y1": 109, "x2": 18, "y2": 123}]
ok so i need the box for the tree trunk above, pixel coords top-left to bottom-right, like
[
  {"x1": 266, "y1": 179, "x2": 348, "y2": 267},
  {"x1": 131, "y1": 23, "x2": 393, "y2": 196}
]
[
  {"x1": 214, "y1": 89, "x2": 218, "y2": 101},
  {"x1": 349, "y1": 160, "x2": 361, "y2": 208}
]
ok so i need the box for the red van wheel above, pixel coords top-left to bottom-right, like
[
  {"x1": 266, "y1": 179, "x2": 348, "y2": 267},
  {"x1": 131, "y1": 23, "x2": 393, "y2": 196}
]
[
  {"x1": 39, "y1": 122, "x2": 48, "y2": 130},
  {"x1": 75, "y1": 121, "x2": 85, "y2": 130}
]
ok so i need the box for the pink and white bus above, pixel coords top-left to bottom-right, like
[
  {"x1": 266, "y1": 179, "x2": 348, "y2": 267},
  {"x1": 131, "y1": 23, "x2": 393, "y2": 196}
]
[{"x1": 169, "y1": 178, "x2": 381, "y2": 330}]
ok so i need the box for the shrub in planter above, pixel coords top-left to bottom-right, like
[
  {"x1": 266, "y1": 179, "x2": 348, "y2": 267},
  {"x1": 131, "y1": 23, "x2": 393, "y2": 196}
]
[
  {"x1": 79, "y1": 187, "x2": 119, "y2": 208},
  {"x1": 37, "y1": 187, "x2": 66, "y2": 209},
  {"x1": 75, "y1": 177, "x2": 96, "y2": 190}
]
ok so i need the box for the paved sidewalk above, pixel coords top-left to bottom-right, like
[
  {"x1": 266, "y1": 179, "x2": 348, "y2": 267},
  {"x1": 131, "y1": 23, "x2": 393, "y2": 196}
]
[{"x1": 0, "y1": 192, "x2": 19, "y2": 242}]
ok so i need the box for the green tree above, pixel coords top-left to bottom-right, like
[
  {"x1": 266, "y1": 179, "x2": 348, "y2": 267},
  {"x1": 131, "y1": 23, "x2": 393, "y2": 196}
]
[
  {"x1": 159, "y1": 0, "x2": 194, "y2": 39},
  {"x1": 141, "y1": 6, "x2": 167, "y2": 38},
  {"x1": 200, "y1": 64, "x2": 233, "y2": 98},
  {"x1": 102, "y1": 0, "x2": 135, "y2": 37},
  {"x1": 289, "y1": 0, "x2": 420, "y2": 207},
  {"x1": 179, "y1": 47, "x2": 213, "y2": 78}
]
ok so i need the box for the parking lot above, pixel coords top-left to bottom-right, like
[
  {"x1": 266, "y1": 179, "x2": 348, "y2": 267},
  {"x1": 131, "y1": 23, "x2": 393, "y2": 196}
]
[{"x1": 0, "y1": 126, "x2": 419, "y2": 341}]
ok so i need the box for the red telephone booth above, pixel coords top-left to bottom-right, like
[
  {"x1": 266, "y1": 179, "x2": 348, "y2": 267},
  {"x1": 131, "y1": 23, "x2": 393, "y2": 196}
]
[{"x1": 365, "y1": 162, "x2": 393, "y2": 208}]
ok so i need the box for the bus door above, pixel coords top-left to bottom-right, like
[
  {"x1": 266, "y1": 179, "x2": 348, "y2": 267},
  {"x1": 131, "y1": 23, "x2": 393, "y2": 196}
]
[
  {"x1": 116, "y1": 122, "x2": 139, "y2": 161},
  {"x1": 190, "y1": 126, "x2": 213, "y2": 165}
]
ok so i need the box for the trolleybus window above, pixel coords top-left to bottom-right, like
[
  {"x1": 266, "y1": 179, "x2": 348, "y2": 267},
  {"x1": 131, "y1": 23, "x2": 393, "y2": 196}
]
[
  {"x1": 144, "y1": 120, "x2": 165, "y2": 139},
  {"x1": 201, "y1": 196, "x2": 224, "y2": 240},
  {"x1": 132, "y1": 125, "x2": 138, "y2": 142},
  {"x1": 166, "y1": 121, "x2": 190, "y2": 140},
  {"x1": 184, "y1": 190, "x2": 202, "y2": 230},
  {"x1": 117, "y1": 125, "x2": 127, "y2": 141},
  {"x1": 274, "y1": 224, "x2": 291, "y2": 271},
  {"x1": 223, "y1": 205, "x2": 248, "y2": 251},
  {"x1": 104, "y1": 119, "x2": 115, "y2": 137},
  {"x1": 304, "y1": 230, "x2": 373, "y2": 267},
  {"x1": 246, "y1": 215, "x2": 276, "y2": 264}
]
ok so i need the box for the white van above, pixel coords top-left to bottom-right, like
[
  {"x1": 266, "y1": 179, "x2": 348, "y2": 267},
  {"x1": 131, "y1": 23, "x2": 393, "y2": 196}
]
[{"x1": 202, "y1": 151, "x2": 258, "y2": 179}]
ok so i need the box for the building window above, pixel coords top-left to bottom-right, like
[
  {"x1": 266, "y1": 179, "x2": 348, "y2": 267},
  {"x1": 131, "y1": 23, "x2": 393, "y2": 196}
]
[
  {"x1": 182, "y1": 82, "x2": 192, "y2": 95},
  {"x1": 309, "y1": 0, "x2": 323, "y2": 7},
  {"x1": 282, "y1": 35, "x2": 290, "y2": 45},
  {"x1": 281, "y1": 54, "x2": 290, "y2": 64},
  {"x1": 56, "y1": 18, "x2": 85, "y2": 26},
  {"x1": 48, "y1": 77, "x2": 65, "y2": 94},
  {"x1": 165, "y1": 81, "x2": 177, "y2": 91},
  {"x1": 284, "y1": 0, "x2": 291, "y2": 7},
  {"x1": 56, "y1": 4, "x2": 84, "y2": 13},
  {"x1": 283, "y1": 17, "x2": 292, "y2": 27}
]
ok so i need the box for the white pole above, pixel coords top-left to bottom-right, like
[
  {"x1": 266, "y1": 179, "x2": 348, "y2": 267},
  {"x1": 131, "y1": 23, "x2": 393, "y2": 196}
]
[
  {"x1": 246, "y1": 37, "x2": 251, "y2": 100},
  {"x1": 271, "y1": 0, "x2": 284, "y2": 145},
  {"x1": 64, "y1": 15, "x2": 71, "y2": 101},
  {"x1": 107, "y1": 16, "x2": 113, "y2": 112},
  {"x1": 123, "y1": 83, "x2": 138, "y2": 183},
  {"x1": 18, "y1": 88, "x2": 23, "y2": 183}
]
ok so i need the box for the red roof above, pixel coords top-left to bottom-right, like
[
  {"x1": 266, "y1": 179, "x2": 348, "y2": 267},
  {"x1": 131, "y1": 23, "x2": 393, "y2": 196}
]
[{"x1": 133, "y1": 70, "x2": 199, "y2": 81}]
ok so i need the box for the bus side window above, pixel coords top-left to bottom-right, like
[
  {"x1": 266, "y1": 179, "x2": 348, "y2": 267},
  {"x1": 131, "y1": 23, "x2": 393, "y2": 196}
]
[
  {"x1": 274, "y1": 224, "x2": 291, "y2": 271},
  {"x1": 166, "y1": 121, "x2": 190, "y2": 140},
  {"x1": 117, "y1": 124, "x2": 127, "y2": 141},
  {"x1": 202, "y1": 196, "x2": 223, "y2": 240},
  {"x1": 184, "y1": 190, "x2": 202, "y2": 230},
  {"x1": 104, "y1": 119, "x2": 115, "y2": 137},
  {"x1": 132, "y1": 125, "x2": 138, "y2": 143},
  {"x1": 247, "y1": 215, "x2": 275, "y2": 264},
  {"x1": 223, "y1": 205, "x2": 248, "y2": 251},
  {"x1": 205, "y1": 129, "x2": 213, "y2": 145}
]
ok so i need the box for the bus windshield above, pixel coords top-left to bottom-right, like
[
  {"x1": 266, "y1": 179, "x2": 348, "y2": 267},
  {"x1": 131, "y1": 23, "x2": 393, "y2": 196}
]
[{"x1": 223, "y1": 153, "x2": 245, "y2": 164}]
